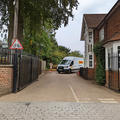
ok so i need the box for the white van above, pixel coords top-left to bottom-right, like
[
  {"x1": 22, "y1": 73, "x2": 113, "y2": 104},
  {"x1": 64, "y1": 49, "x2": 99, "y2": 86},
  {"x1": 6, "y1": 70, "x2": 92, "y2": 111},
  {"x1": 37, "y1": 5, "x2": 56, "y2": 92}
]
[{"x1": 57, "y1": 56, "x2": 84, "y2": 73}]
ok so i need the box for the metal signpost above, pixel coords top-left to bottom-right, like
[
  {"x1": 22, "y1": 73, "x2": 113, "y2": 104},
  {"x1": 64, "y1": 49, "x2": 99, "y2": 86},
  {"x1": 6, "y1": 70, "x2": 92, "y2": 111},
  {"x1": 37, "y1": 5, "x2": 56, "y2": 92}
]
[
  {"x1": 10, "y1": 39, "x2": 23, "y2": 93},
  {"x1": 9, "y1": 0, "x2": 23, "y2": 92}
]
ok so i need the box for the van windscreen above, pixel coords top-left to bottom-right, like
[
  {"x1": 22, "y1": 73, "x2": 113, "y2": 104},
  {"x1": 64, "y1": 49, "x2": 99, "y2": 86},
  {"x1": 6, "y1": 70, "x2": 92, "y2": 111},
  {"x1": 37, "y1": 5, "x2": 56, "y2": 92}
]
[{"x1": 60, "y1": 60, "x2": 71, "y2": 65}]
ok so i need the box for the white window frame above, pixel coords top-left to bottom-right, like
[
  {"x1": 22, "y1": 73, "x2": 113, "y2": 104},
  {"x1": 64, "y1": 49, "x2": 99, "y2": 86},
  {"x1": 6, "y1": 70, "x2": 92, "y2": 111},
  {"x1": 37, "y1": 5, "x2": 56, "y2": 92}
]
[
  {"x1": 99, "y1": 27, "x2": 104, "y2": 41},
  {"x1": 89, "y1": 54, "x2": 93, "y2": 68},
  {"x1": 89, "y1": 32, "x2": 92, "y2": 43}
]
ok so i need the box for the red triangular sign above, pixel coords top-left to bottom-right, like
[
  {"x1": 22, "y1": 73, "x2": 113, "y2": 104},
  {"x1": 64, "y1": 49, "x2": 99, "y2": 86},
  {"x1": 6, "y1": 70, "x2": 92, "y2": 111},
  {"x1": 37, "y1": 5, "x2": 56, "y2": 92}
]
[{"x1": 10, "y1": 39, "x2": 23, "y2": 50}]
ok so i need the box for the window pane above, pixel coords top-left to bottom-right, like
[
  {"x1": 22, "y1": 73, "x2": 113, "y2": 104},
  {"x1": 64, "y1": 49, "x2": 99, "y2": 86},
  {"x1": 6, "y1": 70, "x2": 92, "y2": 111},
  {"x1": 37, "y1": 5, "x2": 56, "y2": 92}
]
[
  {"x1": 99, "y1": 28, "x2": 104, "y2": 41},
  {"x1": 89, "y1": 32, "x2": 92, "y2": 42},
  {"x1": 88, "y1": 44, "x2": 92, "y2": 52},
  {"x1": 89, "y1": 55, "x2": 92, "y2": 67},
  {"x1": 89, "y1": 61, "x2": 92, "y2": 67},
  {"x1": 89, "y1": 55, "x2": 92, "y2": 59}
]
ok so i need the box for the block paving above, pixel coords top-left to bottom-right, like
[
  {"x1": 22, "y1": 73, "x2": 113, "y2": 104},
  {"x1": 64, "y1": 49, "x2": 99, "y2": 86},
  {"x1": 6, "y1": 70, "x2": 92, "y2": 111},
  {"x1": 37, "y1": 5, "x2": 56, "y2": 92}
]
[{"x1": 0, "y1": 102, "x2": 120, "y2": 120}]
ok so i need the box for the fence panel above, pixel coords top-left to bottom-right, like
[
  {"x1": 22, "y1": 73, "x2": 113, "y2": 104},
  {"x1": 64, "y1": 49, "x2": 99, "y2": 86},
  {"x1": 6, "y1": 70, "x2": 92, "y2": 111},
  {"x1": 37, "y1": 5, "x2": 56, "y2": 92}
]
[
  {"x1": 80, "y1": 68, "x2": 88, "y2": 79},
  {"x1": 18, "y1": 54, "x2": 42, "y2": 91},
  {"x1": 18, "y1": 55, "x2": 32, "y2": 90},
  {"x1": 31, "y1": 57, "x2": 39, "y2": 82},
  {"x1": 0, "y1": 49, "x2": 13, "y2": 65},
  {"x1": 0, "y1": 49, "x2": 42, "y2": 92}
]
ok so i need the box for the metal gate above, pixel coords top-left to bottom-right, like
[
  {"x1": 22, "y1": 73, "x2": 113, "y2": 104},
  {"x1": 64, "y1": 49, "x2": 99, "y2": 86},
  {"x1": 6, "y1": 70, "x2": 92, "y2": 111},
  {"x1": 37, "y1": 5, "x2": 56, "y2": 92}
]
[
  {"x1": 108, "y1": 49, "x2": 120, "y2": 91},
  {"x1": 13, "y1": 53, "x2": 42, "y2": 92}
]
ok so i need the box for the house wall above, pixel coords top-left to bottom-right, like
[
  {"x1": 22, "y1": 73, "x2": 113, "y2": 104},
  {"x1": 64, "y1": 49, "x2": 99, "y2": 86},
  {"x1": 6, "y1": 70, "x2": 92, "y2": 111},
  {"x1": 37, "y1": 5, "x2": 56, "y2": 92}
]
[
  {"x1": 97, "y1": 5, "x2": 120, "y2": 90},
  {"x1": 80, "y1": 68, "x2": 95, "y2": 80},
  {"x1": 84, "y1": 28, "x2": 94, "y2": 68},
  {"x1": 106, "y1": 7, "x2": 120, "y2": 41},
  {"x1": 99, "y1": 6, "x2": 120, "y2": 71}
]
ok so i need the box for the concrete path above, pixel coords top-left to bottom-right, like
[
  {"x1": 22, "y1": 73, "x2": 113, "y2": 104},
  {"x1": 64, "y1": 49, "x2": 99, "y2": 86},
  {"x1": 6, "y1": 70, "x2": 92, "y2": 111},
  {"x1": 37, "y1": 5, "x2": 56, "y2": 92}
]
[{"x1": 0, "y1": 71, "x2": 120, "y2": 103}]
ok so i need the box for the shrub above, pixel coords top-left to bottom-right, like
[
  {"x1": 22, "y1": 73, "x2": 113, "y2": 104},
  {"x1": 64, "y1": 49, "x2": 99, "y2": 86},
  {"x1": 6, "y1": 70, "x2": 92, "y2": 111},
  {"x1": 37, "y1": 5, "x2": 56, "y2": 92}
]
[{"x1": 93, "y1": 42, "x2": 105, "y2": 85}]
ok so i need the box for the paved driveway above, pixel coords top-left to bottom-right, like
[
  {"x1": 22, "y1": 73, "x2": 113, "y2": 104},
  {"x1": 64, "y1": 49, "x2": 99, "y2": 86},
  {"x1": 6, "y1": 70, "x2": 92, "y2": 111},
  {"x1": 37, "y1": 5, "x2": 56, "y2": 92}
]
[
  {"x1": 0, "y1": 71, "x2": 120, "y2": 103},
  {"x1": 0, "y1": 71, "x2": 120, "y2": 120},
  {"x1": 0, "y1": 102, "x2": 120, "y2": 120}
]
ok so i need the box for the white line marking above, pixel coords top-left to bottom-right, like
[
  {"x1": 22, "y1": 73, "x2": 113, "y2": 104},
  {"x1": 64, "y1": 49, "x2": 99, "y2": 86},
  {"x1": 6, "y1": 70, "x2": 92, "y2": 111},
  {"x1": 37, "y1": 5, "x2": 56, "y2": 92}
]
[
  {"x1": 100, "y1": 101, "x2": 118, "y2": 103},
  {"x1": 97, "y1": 98, "x2": 115, "y2": 101},
  {"x1": 69, "y1": 85, "x2": 79, "y2": 103}
]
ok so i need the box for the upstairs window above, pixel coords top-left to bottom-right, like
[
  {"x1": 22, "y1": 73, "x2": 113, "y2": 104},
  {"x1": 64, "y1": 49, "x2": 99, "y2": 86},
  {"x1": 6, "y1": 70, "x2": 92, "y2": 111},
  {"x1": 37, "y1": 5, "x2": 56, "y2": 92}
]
[
  {"x1": 89, "y1": 55, "x2": 93, "y2": 68},
  {"x1": 99, "y1": 28, "x2": 104, "y2": 41},
  {"x1": 89, "y1": 32, "x2": 92, "y2": 42},
  {"x1": 88, "y1": 44, "x2": 92, "y2": 52}
]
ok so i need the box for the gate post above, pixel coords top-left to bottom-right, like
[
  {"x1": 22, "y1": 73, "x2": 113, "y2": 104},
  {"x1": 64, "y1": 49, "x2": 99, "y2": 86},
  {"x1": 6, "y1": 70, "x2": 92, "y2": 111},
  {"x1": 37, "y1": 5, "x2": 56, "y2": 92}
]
[
  {"x1": 108, "y1": 53, "x2": 111, "y2": 89},
  {"x1": 13, "y1": 52, "x2": 18, "y2": 93},
  {"x1": 30, "y1": 56, "x2": 32, "y2": 82}
]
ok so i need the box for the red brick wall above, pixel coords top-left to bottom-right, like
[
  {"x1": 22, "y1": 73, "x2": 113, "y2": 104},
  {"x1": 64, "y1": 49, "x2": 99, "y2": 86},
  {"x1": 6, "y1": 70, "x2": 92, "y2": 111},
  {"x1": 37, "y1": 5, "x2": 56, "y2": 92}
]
[
  {"x1": 97, "y1": 7, "x2": 120, "y2": 42},
  {"x1": 106, "y1": 7, "x2": 120, "y2": 41},
  {"x1": 0, "y1": 65, "x2": 13, "y2": 96},
  {"x1": 88, "y1": 68, "x2": 95, "y2": 80},
  {"x1": 94, "y1": 29, "x2": 99, "y2": 44},
  {"x1": 80, "y1": 68, "x2": 95, "y2": 80},
  {"x1": 105, "y1": 70, "x2": 109, "y2": 88}
]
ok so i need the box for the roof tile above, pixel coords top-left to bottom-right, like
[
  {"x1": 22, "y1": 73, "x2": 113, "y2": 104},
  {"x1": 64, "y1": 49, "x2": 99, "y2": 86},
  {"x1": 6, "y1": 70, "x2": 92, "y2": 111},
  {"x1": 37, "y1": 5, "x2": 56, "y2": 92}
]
[{"x1": 84, "y1": 14, "x2": 106, "y2": 28}]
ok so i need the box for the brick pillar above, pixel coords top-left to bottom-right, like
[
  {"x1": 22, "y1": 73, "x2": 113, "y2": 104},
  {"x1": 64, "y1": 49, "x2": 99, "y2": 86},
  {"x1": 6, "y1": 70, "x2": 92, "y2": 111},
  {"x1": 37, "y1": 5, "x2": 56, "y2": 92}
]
[
  {"x1": 0, "y1": 65, "x2": 13, "y2": 96},
  {"x1": 105, "y1": 70, "x2": 109, "y2": 88}
]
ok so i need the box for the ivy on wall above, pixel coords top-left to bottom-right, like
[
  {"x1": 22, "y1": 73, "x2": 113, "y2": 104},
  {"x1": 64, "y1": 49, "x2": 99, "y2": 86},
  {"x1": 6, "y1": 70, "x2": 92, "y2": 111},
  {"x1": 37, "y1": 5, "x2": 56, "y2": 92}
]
[{"x1": 93, "y1": 42, "x2": 106, "y2": 85}]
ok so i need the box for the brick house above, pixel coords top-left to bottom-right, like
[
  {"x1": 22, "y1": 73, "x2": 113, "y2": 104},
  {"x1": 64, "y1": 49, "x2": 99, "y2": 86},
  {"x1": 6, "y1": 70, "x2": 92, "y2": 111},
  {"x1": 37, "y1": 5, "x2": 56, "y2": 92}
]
[
  {"x1": 81, "y1": 14, "x2": 106, "y2": 80},
  {"x1": 81, "y1": 0, "x2": 120, "y2": 91},
  {"x1": 96, "y1": 0, "x2": 120, "y2": 91}
]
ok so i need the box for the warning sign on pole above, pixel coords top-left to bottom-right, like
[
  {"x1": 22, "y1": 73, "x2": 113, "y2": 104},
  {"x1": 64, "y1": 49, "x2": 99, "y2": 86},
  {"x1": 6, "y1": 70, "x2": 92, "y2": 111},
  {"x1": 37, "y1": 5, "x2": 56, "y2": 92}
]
[{"x1": 10, "y1": 39, "x2": 23, "y2": 50}]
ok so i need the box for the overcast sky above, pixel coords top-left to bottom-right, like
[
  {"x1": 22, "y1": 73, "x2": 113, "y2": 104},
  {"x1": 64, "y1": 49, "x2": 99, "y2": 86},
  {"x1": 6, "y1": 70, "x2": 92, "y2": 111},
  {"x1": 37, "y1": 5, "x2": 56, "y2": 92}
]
[{"x1": 55, "y1": 0, "x2": 118, "y2": 54}]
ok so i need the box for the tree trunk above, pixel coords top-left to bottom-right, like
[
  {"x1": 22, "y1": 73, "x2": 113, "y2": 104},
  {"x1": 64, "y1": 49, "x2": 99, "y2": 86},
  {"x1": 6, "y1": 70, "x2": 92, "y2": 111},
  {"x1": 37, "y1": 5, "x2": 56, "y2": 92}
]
[
  {"x1": 8, "y1": 0, "x2": 14, "y2": 47},
  {"x1": 18, "y1": 0, "x2": 23, "y2": 43}
]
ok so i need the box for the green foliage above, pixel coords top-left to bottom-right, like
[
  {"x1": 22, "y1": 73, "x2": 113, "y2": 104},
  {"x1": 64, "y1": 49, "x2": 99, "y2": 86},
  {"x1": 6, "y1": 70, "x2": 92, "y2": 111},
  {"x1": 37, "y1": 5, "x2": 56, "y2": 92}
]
[
  {"x1": 51, "y1": 50, "x2": 66, "y2": 64},
  {"x1": 0, "y1": 0, "x2": 79, "y2": 68},
  {"x1": 69, "y1": 51, "x2": 83, "y2": 57},
  {"x1": 0, "y1": 0, "x2": 79, "y2": 44},
  {"x1": 95, "y1": 59, "x2": 106, "y2": 85},
  {"x1": 93, "y1": 42, "x2": 105, "y2": 85},
  {"x1": 58, "y1": 46, "x2": 70, "y2": 55}
]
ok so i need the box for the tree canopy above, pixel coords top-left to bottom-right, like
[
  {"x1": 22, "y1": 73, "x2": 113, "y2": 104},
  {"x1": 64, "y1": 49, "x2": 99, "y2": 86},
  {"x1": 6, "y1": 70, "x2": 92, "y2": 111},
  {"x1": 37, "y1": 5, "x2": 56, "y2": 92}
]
[
  {"x1": 0, "y1": 0, "x2": 81, "y2": 66},
  {"x1": 0, "y1": 0, "x2": 79, "y2": 42},
  {"x1": 69, "y1": 51, "x2": 83, "y2": 57}
]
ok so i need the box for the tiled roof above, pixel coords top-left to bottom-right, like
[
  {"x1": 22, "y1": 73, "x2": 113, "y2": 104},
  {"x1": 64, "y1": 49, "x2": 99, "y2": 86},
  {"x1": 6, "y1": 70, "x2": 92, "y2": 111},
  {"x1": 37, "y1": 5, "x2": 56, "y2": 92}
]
[{"x1": 84, "y1": 14, "x2": 106, "y2": 28}]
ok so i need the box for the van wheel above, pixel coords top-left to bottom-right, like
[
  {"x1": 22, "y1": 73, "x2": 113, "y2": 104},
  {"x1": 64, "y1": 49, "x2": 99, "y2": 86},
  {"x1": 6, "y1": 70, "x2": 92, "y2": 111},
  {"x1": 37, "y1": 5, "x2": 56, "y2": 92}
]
[{"x1": 58, "y1": 71, "x2": 61, "y2": 74}]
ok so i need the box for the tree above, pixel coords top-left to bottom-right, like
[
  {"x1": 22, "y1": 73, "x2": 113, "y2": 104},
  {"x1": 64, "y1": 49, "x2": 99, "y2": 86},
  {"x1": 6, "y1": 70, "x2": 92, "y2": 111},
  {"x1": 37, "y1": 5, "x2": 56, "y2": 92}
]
[
  {"x1": 0, "y1": 0, "x2": 79, "y2": 46},
  {"x1": 58, "y1": 46, "x2": 70, "y2": 55},
  {"x1": 0, "y1": 0, "x2": 79, "y2": 67},
  {"x1": 69, "y1": 50, "x2": 83, "y2": 57}
]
